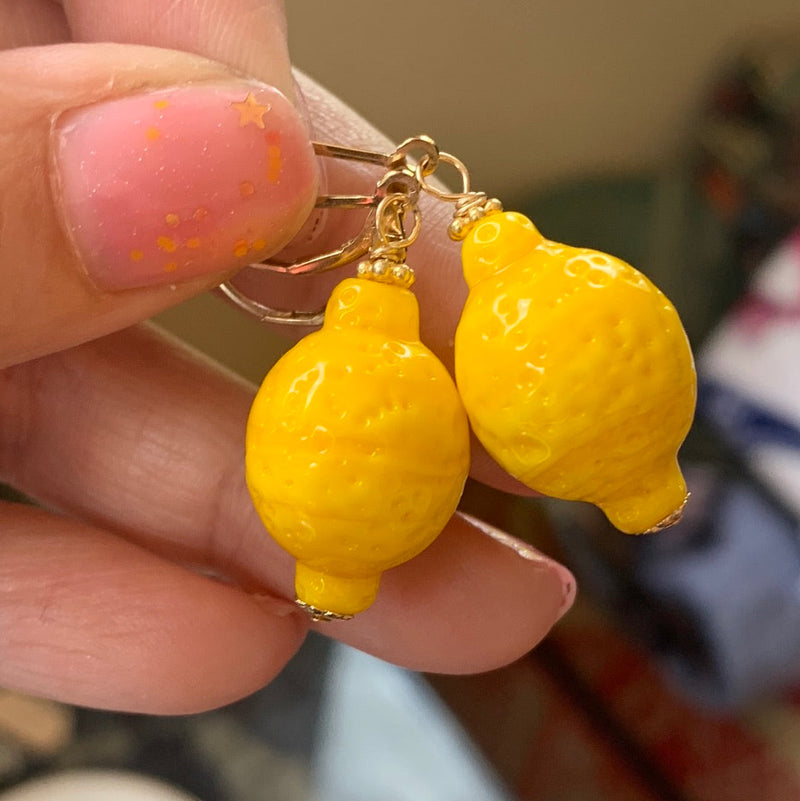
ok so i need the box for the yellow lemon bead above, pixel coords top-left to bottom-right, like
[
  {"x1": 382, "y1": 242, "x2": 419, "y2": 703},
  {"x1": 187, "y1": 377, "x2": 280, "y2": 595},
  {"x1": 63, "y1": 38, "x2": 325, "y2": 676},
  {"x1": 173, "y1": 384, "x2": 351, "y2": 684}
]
[
  {"x1": 246, "y1": 277, "x2": 470, "y2": 617},
  {"x1": 455, "y1": 211, "x2": 696, "y2": 534}
]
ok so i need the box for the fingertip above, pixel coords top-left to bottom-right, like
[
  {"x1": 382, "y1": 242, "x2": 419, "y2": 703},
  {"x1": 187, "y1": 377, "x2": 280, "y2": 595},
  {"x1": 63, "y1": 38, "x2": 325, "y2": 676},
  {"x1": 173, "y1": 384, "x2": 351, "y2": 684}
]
[
  {"x1": 323, "y1": 512, "x2": 574, "y2": 675},
  {"x1": 0, "y1": 44, "x2": 319, "y2": 364}
]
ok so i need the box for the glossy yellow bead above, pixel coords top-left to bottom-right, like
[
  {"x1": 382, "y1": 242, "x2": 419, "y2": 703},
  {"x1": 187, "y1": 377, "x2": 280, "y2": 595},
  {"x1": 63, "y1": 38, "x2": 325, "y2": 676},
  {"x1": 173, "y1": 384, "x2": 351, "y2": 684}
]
[
  {"x1": 455, "y1": 211, "x2": 696, "y2": 534},
  {"x1": 246, "y1": 277, "x2": 470, "y2": 616}
]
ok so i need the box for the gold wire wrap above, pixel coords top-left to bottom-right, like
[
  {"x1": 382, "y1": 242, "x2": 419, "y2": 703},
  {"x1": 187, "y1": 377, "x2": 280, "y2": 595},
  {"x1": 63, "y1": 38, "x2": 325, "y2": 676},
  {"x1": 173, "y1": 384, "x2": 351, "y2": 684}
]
[
  {"x1": 416, "y1": 152, "x2": 503, "y2": 240},
  {"x1": 295, "y1": 600, "x2": 354, "y2": 622},
  {"x1": 355, "y1": 192, "x2": 420, "y2": 289}
]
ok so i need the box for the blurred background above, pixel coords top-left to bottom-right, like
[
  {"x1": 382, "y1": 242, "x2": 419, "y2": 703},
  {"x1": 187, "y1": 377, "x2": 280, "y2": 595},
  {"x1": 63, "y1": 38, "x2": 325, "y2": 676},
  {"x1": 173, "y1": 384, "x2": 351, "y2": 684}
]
[{"x1": 6, "y1": 2, "x2": 800, "y2": 800}]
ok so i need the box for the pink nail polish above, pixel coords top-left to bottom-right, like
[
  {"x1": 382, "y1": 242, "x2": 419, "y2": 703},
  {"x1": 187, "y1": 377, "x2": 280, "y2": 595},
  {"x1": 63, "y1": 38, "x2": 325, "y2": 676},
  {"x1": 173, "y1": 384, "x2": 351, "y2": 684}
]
[
  {"x1": 54, "y1": 82, "x2": 318, "y2": 290},
  {"x1": 457, "y1": 511, "x2": 577, "y2": 619}
]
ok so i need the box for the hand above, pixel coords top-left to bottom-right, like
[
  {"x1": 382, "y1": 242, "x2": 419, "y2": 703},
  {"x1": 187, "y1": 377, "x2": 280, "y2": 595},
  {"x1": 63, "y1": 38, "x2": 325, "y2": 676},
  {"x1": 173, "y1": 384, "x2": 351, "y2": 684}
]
[{"x1": 0, "y1": 0, "x2": 575, "y2": 714}]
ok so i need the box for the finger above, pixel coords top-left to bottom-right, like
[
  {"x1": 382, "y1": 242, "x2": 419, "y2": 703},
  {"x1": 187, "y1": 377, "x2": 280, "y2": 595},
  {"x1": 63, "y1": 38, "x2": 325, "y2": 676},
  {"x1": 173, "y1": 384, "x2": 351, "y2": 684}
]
[
  {"x1": 0, "y1": 43, "x2": 317, "y2": 367},
  {"x1": 0, "y1": 326, "x2": 574, "y2": 674},
  {"x1": 0, "y1": 502, "x2": 306, "y2": 714},
  {"x1": 62, "y1": 0, "x2": 294, "y2": 100},
  {"x1": 0, "y1": 0, "x2": 69, "y2": 49},
  {"x1": 322, "y1": 511, "x2": 573, "y2": 674}
]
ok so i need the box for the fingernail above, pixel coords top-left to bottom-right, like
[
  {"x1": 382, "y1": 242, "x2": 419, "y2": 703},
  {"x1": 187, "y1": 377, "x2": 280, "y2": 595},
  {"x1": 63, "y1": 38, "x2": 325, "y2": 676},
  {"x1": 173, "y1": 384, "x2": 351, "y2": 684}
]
[
  {"x1": 457, "y1": 511, "x2": 577, "y2": 620},
  {"x1": 274, "y1": 74, "x2": 330, "y2": 260},
  {"x1": 53, "y1": 81, "x2": 318, "y2": 290}
]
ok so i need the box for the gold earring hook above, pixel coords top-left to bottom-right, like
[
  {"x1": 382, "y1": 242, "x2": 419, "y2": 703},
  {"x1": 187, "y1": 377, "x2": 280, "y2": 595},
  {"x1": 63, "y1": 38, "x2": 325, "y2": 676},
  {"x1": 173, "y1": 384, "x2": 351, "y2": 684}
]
[
  {"x1": 219, "y1": 135, "x2": 502, "y2": 325},
  {"x1": 218, "y1": 137, "x2": 437, "y2": 325}
]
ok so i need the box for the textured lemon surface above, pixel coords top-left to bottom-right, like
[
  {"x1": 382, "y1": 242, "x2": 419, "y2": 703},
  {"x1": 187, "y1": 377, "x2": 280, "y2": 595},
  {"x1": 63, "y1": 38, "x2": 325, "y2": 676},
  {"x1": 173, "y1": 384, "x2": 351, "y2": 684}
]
[
  {"x1": 455, "y1": 211, "x2": 696, "y2": 534},
  {"x1": 246, "y1": 277, "x2": 470, "y2": 616}
]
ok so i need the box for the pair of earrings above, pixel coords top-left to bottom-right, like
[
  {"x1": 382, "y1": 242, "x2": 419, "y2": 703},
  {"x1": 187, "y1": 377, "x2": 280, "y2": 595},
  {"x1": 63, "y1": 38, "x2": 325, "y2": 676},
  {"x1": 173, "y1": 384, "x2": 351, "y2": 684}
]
[{"x1": 222, "y1": 136, "x2": 697, "y2": 620}]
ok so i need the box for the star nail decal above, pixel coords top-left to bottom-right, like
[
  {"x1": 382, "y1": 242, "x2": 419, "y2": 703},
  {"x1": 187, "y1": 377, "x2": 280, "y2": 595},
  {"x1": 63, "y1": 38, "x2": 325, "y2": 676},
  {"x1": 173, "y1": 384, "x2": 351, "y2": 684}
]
[{"x1": 231, "y1": 93, "x2": 271, "y2": 129}]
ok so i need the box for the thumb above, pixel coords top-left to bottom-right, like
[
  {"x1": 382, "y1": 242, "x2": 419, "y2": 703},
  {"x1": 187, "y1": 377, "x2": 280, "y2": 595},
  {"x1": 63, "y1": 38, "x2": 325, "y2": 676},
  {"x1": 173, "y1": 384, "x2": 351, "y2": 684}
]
[{"x1": 0, "y1": 43, "x2": 318, "y2": 367}]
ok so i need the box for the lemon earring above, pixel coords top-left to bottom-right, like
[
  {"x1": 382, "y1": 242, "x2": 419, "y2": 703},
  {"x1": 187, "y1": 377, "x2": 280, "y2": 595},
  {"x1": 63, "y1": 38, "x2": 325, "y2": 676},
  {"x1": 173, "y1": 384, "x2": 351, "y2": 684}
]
[
  {"x1": 221, "y1": 136, "x2": 697, "y2": 620},
  {"x1": 223, "y1": 139, "x2": 471, "y2": 620}
]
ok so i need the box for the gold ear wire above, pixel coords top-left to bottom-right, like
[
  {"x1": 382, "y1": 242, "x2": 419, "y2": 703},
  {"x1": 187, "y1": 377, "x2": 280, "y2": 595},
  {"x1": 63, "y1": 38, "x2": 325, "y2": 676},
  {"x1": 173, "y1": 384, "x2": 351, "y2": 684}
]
[{"x1": 218, "y1": 138, "x2": 438, "y2": 325}]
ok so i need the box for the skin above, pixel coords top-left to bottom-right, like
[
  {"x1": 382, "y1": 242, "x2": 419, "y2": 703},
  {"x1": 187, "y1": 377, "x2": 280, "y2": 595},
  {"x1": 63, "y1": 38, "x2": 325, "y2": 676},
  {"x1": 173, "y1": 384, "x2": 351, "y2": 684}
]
[{"x1": 0, "y1": 0, "x2": 575, "y2": 714}]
